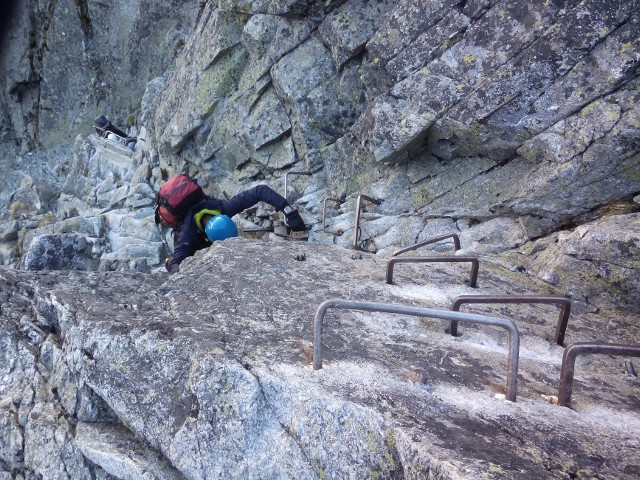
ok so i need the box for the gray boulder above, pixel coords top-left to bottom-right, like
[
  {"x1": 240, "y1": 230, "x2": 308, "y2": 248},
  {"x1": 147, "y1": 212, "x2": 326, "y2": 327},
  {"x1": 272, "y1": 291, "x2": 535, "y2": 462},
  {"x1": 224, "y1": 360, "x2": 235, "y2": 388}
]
[{"x1": 23, "y1": 234, "x2": 101, "y2": 271}]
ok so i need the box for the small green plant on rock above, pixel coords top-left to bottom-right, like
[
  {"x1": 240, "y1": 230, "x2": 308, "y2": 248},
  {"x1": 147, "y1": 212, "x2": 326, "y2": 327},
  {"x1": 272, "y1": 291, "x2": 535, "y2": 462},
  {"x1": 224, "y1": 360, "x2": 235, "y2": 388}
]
[
  {"x1": 126, "y1": 113, "x2": 137, "y2": 128},
  {"x1": 10, "y1": 201, "x2": 29, "y2": 219}
]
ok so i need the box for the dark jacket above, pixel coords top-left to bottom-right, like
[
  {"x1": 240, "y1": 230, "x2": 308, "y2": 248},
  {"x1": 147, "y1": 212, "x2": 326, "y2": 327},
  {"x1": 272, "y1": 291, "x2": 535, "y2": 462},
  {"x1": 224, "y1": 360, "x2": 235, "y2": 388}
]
[
  {"x1": 95, "y1": 115, "x2": 129, "y2": 139},
  {"x1": 167, "y1": 185, "x2": 289, "y2": 272}
]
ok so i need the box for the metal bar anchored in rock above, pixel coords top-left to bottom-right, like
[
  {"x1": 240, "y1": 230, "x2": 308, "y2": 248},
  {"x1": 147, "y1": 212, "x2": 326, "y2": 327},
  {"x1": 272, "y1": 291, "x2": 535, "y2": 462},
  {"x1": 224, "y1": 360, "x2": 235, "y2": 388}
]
[
  {"x1": 558, "y1": 342, "x2": 640, "y2": 407},
  {"x1": 392, "y1": 233, "x2": 461, "y2": 257},
  {"x1": 449, "y1": 295, "x2": 571, "y2": 345},
  {"x1": 386, "y1": 256, "x2": 479, "y2": 287},
  {"x1": 313, "y1": 299, "x2": 521, "y2": 401},
  {"x1": 353, "y1": 195, "x2": 382, "y2": 251}
]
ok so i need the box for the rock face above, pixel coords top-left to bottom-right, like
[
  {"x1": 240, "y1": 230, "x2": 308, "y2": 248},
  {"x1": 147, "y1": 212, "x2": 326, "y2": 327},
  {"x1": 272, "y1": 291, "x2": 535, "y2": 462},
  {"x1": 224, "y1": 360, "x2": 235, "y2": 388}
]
[
  {"x1": 0, "y1": 0, "x2": 199, "y2": 153},
  {"x1": 0, "y1": 0, "x2": 639, "y2": 477},
  {"x1": 1, "y1": 1, "x2": 638, "y2": 285},
  {"x1": 517, "y1": 213, "x2": 640, "y2": 314},
  {"x1": 1, "y1": 239, "x2": 639, "y2": 479}
]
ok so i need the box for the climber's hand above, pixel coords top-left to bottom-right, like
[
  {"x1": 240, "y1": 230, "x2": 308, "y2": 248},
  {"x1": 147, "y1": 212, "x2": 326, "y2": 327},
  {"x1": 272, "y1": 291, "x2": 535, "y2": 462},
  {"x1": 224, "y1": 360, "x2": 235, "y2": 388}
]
[
  {"x1": 165, "y1": 257, "x2": 179, "y2": 274},
  {"x1": 284, "y1": 209, "x2": 306, "y2": 233}
]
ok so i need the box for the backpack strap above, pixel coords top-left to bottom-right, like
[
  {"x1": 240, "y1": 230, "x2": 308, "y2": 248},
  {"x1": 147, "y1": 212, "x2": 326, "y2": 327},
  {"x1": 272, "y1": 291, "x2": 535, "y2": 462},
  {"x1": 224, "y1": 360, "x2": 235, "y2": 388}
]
[{"x1": 194, "y1": 208, "x2": 222, "y2": 231}]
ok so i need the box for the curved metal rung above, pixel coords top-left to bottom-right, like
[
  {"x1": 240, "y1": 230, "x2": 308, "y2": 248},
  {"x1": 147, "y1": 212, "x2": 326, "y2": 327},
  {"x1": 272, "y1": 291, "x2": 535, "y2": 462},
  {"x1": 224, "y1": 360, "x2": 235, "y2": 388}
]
[
  {"x1": 449, "y1": 295, "x2": 571, "y2": 345},
  {"x1": 386, "y1": 256, "x2": 479, "y2": 287},
  {"x1": 558, "y1": 342, "x2": 640, "y2": 407},
  {"x1": 392, "y1": 233, "x2": 461, "y2": 257},
  {"x1": 353, "y1": 195, "x2": 382, "y2": 251},
  {"x1": 313, "y1": 299, "x2": 521, "y2": 401}
]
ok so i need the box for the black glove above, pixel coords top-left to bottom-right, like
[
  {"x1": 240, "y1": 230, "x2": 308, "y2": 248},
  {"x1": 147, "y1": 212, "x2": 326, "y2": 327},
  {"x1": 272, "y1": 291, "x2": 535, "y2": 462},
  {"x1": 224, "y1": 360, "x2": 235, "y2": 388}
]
[
  {"x1": 165, "y1": 257, "x2": 179, "y2": 274},
  {"x1": 284, "y1": 208, "x2": 306, "y2": 233}
]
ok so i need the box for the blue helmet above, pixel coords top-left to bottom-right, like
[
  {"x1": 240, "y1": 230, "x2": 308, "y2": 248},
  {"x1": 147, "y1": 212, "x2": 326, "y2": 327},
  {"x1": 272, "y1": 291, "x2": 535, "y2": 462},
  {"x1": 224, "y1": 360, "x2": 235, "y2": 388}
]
[{"x1": 204, "y1": 215, "x2": 238, "y2": 242}]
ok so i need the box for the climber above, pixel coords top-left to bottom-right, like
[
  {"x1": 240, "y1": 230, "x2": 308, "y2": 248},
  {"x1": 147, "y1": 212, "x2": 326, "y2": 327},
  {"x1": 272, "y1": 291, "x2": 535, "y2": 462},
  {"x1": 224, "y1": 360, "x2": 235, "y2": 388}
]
[
  {"x1": 155, "y1": 174, "x2": 307, "y2": 274},
  {"x1": 94, "y1": 115, "x2": 137, "y2": 151}
]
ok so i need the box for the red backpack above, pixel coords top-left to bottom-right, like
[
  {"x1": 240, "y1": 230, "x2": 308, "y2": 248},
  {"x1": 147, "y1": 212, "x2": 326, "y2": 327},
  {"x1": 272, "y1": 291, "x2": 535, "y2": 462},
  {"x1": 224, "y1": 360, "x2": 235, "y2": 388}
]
[{"x1": 155, "y1": 174, "x2": 206, "y2": 228}]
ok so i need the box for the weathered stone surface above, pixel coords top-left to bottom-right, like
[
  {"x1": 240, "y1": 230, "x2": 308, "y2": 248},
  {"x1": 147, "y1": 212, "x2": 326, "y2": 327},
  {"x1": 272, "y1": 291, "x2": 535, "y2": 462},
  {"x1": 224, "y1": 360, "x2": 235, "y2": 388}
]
[
  {"x1": 365, "y1": 0, "x2": 462, "y2": 72},
  {"x1": 304, "y1": 62, "x2": 365, "y2": 141},
  {"x1": 0, "y1": 0, "x2": 198, "y2": 153},
  {"x1": 384, "y1": 7, "x2": 471, "y2": 82},
  {"x1": 318, "y1": 0, "x2": 395, "y2": 70},
  {"x1": 520, "y1": 10, "x2": 640, "y2": 135},
  {"x1": 3, "y1": 0, "x2": 640, "y2": 267},
  {"x1": 241, "y1": 14, "x2": 314, "y2": 65},
  {"x1": 356, "y1": 71, "x2": 468, "y2": 164},
  {"x1": 0, "y1": 221, "x2": 19, "y2": 242},
  {"x1": 241, "y1": 87, "x2": 291, "y2": 150},
  {"x1": 1, "y1": 239, "x2": 639, "y2": 479},
  {"x1": 521, "y1": 213, "x2": 640, "y2": 314},
  {"x1": 148, "y1": 5, "x2": 250, "y2": 152},
  {"x1": 23, "y1": 234, "x2": 102, "y2": 271},
  {"x1": 5, "y1": 0, "x2": 634, "y2": 269},
  {"x1": 1, "y1": 2, "x2": 640, "y2": 475},
  {"x1": 219, "y1": 0, "x2": 272, "y2": 15},
  {"x1": 75, "y1": 422, "x2": 184, "y2": 480},
  {"x1": 427, "y1": 0, "x2": 583, "y2": 88},
  {"x1": 433, "y1": 0, "x2": 639, "y2": 159},
  {"x1": 271, "y1": 35, "x2": 337, "y2": 157},
  {"x1": 458, "y1": 216, "x2": 528, "y2": 255},
  {"x1": 252, "y1": 136, "x2": 298, "y2": 171},
  {"x1": 267, "y1": 0, "x2": 346, "y2": 19}
]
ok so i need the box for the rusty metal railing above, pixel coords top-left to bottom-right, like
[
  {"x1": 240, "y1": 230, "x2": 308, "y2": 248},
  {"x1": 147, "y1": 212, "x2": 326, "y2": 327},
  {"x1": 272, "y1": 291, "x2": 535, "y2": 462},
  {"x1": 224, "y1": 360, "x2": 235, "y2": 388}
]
[
  {"x1": 448, "y1": 295, "x2": 571, "y2": 345},
  {"x1": 386, "y1": 256, "x2": 479, "y2": 287},
  {"x1": 353, "y1": 195, "x2": 382, "y2": 251},
  {"x1": 323, "y1": 197, "x2": 342, "y2": 233},
  {"x1": 392, "y1": 233, "x2": 461, "y2": 257},
  {"x1": 284, "y1": 171, "x2": 312, "y2": 203},
  {"x1": 557, "y1": 342, "x2": 640, "y2": 407},
  {"x1": 312, "y1": 299, "x2": 521, "y2": 401}
]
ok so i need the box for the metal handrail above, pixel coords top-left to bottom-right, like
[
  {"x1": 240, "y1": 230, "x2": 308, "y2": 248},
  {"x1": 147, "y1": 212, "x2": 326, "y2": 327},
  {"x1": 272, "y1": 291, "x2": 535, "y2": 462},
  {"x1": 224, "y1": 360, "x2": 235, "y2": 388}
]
[
  {"x1": 313, "y1": 299, "x2": 521, "y2": 401},
  {"x1": 284, "y1": 171, "x2": 312, "y2": 203},
  {"x1": 353, "y1": 195, "x2": 382, "y2": 251},
  {"x1": 449, "y1": 295, "x2": 571, "y2": 345},
  {"x1": 558, "y1": 342, "x2": 640, "y2": 407},
  {"x1": 386, "y1": 256, "x2": 479, "y2": 287},
  {"x1": 392, "y1": 233, "x2": 461, "y2": 257},
  {"x1": 323, "y1": 197, "x2": 342, "y2": 231}
]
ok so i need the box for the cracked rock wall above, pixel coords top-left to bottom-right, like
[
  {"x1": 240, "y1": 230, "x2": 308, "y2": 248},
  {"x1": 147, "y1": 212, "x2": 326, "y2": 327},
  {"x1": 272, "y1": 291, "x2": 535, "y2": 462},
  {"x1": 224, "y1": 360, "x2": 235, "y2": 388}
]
[
  {"x1": 1, "y1": 240, "x2": 639, "y2": 479},
  {"x1": 0, "y1": 2, "x2": 639, "y2": 476},
  {"x1": 2, "y1": 1, "x2": 637, "y2": 284}
]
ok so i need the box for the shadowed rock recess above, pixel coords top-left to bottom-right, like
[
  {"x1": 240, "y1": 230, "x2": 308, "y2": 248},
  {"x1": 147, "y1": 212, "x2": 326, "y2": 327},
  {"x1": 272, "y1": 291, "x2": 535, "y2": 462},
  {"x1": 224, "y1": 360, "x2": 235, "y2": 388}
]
[{"x1": 0, "y1": 0, "x2": 638, "y2": 478}]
